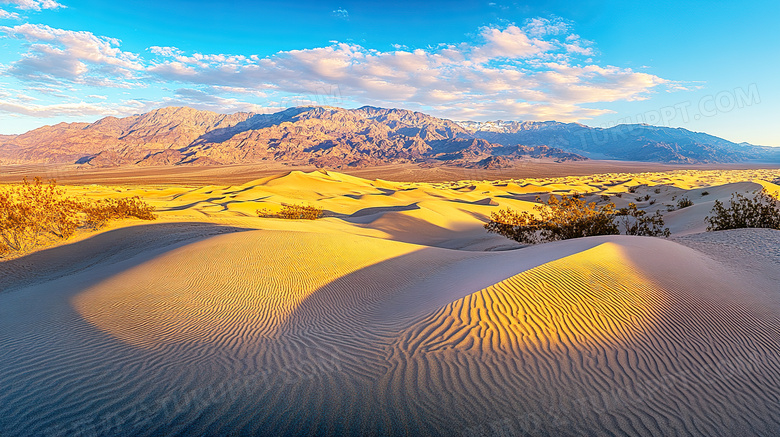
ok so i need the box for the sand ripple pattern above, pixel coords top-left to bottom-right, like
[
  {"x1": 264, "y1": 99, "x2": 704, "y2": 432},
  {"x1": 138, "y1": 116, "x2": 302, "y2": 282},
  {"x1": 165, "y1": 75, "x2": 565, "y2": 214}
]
[{"x1": 2, "y1": 229, "x2": 780, "y2": 436}]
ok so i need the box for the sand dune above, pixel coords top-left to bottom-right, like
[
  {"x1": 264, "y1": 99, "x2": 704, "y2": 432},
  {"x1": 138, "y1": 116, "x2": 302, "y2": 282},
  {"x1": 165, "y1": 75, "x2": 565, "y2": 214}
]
[{"x1": 2, "y1": 168, "x2": 780, "y2": 436}]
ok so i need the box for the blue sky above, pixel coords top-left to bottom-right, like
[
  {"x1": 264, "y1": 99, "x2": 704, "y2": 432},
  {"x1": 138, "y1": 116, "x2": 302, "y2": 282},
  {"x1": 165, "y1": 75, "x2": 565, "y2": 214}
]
[{"x1": 0, "y1": 0, "x2": 778, "y2": 146}]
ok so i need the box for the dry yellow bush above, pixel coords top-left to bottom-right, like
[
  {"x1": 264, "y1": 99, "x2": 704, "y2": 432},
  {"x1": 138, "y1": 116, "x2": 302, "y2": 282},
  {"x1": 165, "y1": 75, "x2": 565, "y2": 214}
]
[
  {"x1": 256, "y1": 203, "x2": 323, "y2": 220},
  {"x1": 0, "y1": 178, "x2": 156, "y2": 255},
  {"x1": 83, "y1": 197, "x2": 157, "y2": 229}
]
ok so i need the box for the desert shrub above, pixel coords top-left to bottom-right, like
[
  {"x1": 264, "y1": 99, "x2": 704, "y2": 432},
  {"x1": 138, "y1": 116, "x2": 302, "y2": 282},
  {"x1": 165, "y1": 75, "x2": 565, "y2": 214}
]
[
  {"x1": 0, "y1": 178, "x2": 82, "y2": 252},
  {"x1": 0, "y1": 178, "x2": 156, "y2": 254},
  {"x1": 256, "y1": 208, "x2": 275, "y2": 218},
  {"x1": 617, "y1": 204, "x2": 671, "y2": 237},
  {"x1": 83, "y1": 196, "x2": 157, "y2": 229},
  {"x1": 677, "y1": 197, "x2": 693, "y2": 209},
  {"x1": 635, "y1": 194, "x2": 652, "y2": 202},
  {"x1": 654, "y1": 188, "x2": 662, "y2": 194},
  {"x1": 257, "y1": 204, "x2": 323, "y2": 220},
  {"x1": 628, "y1": 186, "x2": 638, "y2": 194},
  {"x1": 705, "y1": 189, "x2": 780, "y2": 231},
  {"x1": 485, "y1": 195, "x2": 669, "y2": 244},
  {"x1": 485, "y1": 194, "x2": 619, "y2": 244},
  {"x1": 701, "y1": 191, "x2": 710, "y2": 196}
]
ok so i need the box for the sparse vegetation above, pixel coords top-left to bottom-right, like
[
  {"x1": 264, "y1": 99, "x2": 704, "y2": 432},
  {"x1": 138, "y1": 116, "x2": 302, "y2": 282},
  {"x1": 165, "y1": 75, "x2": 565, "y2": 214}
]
[
  {"x1": 617, "y1": 204, "x2": 671, "y2": 238},
  {"x1": 654, "y1": 188, "x2": 662, "y2": 194},
  {"x1": 636, "y1": 194, "x2": 651, "y2": 202},
  {"x1": 82, "y1": 197, "x2": 157, "y2": 229},
  {"x1": 705, "y1": 189, "x2": 780, "y2": 231},
  {"x1": 0, "y1": 178, "x2": 156, "y2": 255},
  {"x1": 257, "y1": 203, "x2": 323, "y2": 220},
  {"x1": 485, "y1": 193, "x2": 669, "y2": 244},
  {"x1": 701, "y1": 191, "x2": 710, "y2": 196},
  {"x1": 677, "y1": 197, "x2": 694, "y2": 209}
]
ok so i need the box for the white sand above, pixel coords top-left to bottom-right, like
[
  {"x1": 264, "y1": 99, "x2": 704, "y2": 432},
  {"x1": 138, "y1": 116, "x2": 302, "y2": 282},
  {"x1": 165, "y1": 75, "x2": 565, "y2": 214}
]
[{"x1": 1, "y1": 169, "x2": 780, "y2": 436}]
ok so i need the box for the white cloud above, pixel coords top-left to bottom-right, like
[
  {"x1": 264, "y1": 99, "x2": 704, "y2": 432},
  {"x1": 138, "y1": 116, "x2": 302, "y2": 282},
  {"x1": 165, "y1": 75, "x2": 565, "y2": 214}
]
[
  {"x1": 168, "y1": 88, "x2": 269, "y2": 113},
  {"x1": 0, "y1": 8, "x2": 20, "y2": 19},
  {"x1": 0, "y1": 17, "x2": 674, "y2": 123},
  {"x1": 149, "y1": 46, "x2": 182, "y2": 58},
  {"x1": 523, "y1": 17, "x2": 569, "y2": 37},
  {"x1": 0, "y1": 98, "x2": 143, "y2": 117},
  {"x1": 1, "y1": 24, "x2": 142, "y2": 85},
  {"x1": 143, "y1": 18, "x2": 668, "y2": 121},
  {"x1": 471, "y1": 25, "x2": 553, "y2": 61},
  {"x1": 331, "y1": 7, "x2": 348, "y2": 20},
  {"x1": 1, "y1": 0, "x2": 64, "y2": 11}
]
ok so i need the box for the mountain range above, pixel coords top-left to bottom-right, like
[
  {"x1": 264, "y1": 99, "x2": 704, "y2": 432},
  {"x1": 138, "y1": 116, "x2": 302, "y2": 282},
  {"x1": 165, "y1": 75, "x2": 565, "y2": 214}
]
[
  {"x1": 1, "y1": 105, "x2": 777, "y2": 168},
  {"x1": 461, "y1": 120, "x2": 779, "y2": 164}
]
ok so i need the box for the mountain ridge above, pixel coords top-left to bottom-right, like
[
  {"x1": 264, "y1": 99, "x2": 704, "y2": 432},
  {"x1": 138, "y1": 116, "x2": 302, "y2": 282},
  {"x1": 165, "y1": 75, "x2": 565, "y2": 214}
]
[
  {"x1": 1, "y1": 105, "x2": 776, "y2": 167},
  {"x1": 0, "y1": 106, "x2": 584, "y2": 168},
  {"x1": 458, "y1": 119, "x2": 779, "y2": 163}
]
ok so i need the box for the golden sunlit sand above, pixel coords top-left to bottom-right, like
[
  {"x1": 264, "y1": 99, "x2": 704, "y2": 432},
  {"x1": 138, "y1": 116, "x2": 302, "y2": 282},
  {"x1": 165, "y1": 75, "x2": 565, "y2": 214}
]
[{"x1": 2, "y1": 167, "x2": 780, "y2": 436}]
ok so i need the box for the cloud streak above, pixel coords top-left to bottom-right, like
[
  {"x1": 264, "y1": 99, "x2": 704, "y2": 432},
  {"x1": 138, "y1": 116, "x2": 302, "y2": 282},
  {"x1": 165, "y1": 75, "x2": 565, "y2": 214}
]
[
  {"x1": 0, "y1": 8, "x2": 21, "y2": 19},
  {"x1": 331, "y1": 7, "x2": 348, "y2": 20},
  {"x1": 0, "y1": 98, "x2": 144, "y2": 117}
]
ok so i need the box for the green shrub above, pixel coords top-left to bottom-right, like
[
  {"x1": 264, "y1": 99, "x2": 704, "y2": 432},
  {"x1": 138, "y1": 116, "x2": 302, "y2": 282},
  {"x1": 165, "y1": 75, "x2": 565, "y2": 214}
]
[
  {"x1": 485, "y1": 194, "x2": 669, "y2": 244},
  {"x1": 705, "y1": 189, "x2": 780, "y2": 231}
]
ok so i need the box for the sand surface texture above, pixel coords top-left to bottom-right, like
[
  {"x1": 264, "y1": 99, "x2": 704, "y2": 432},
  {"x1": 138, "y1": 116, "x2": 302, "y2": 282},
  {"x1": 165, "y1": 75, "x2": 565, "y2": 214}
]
[{"x1": 1, "y1": 168, "x2": 780, "y2": 436}]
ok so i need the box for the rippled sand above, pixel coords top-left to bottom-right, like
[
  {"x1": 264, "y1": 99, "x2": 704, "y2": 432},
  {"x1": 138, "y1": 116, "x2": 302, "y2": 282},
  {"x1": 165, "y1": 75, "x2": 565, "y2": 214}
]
[{"x1": 1, "y1": 168, "x2": 779, "y2": 436}]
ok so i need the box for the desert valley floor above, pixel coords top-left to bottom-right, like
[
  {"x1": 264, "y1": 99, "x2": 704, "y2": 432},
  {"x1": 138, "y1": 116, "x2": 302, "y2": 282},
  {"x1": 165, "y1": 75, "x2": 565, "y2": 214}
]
[{"x1": 2, "y1": 165, "x2": 780, "y2": 436}]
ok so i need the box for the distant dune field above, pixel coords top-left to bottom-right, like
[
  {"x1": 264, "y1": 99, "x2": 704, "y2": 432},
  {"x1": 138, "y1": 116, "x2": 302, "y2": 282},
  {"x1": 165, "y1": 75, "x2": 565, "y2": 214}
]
[
  {"x1": 1, "y1": 160, "x2": 778, "y2": 185},
  {"x1": 1, "y1": 168, "x2": 780, "y2": 436}
]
